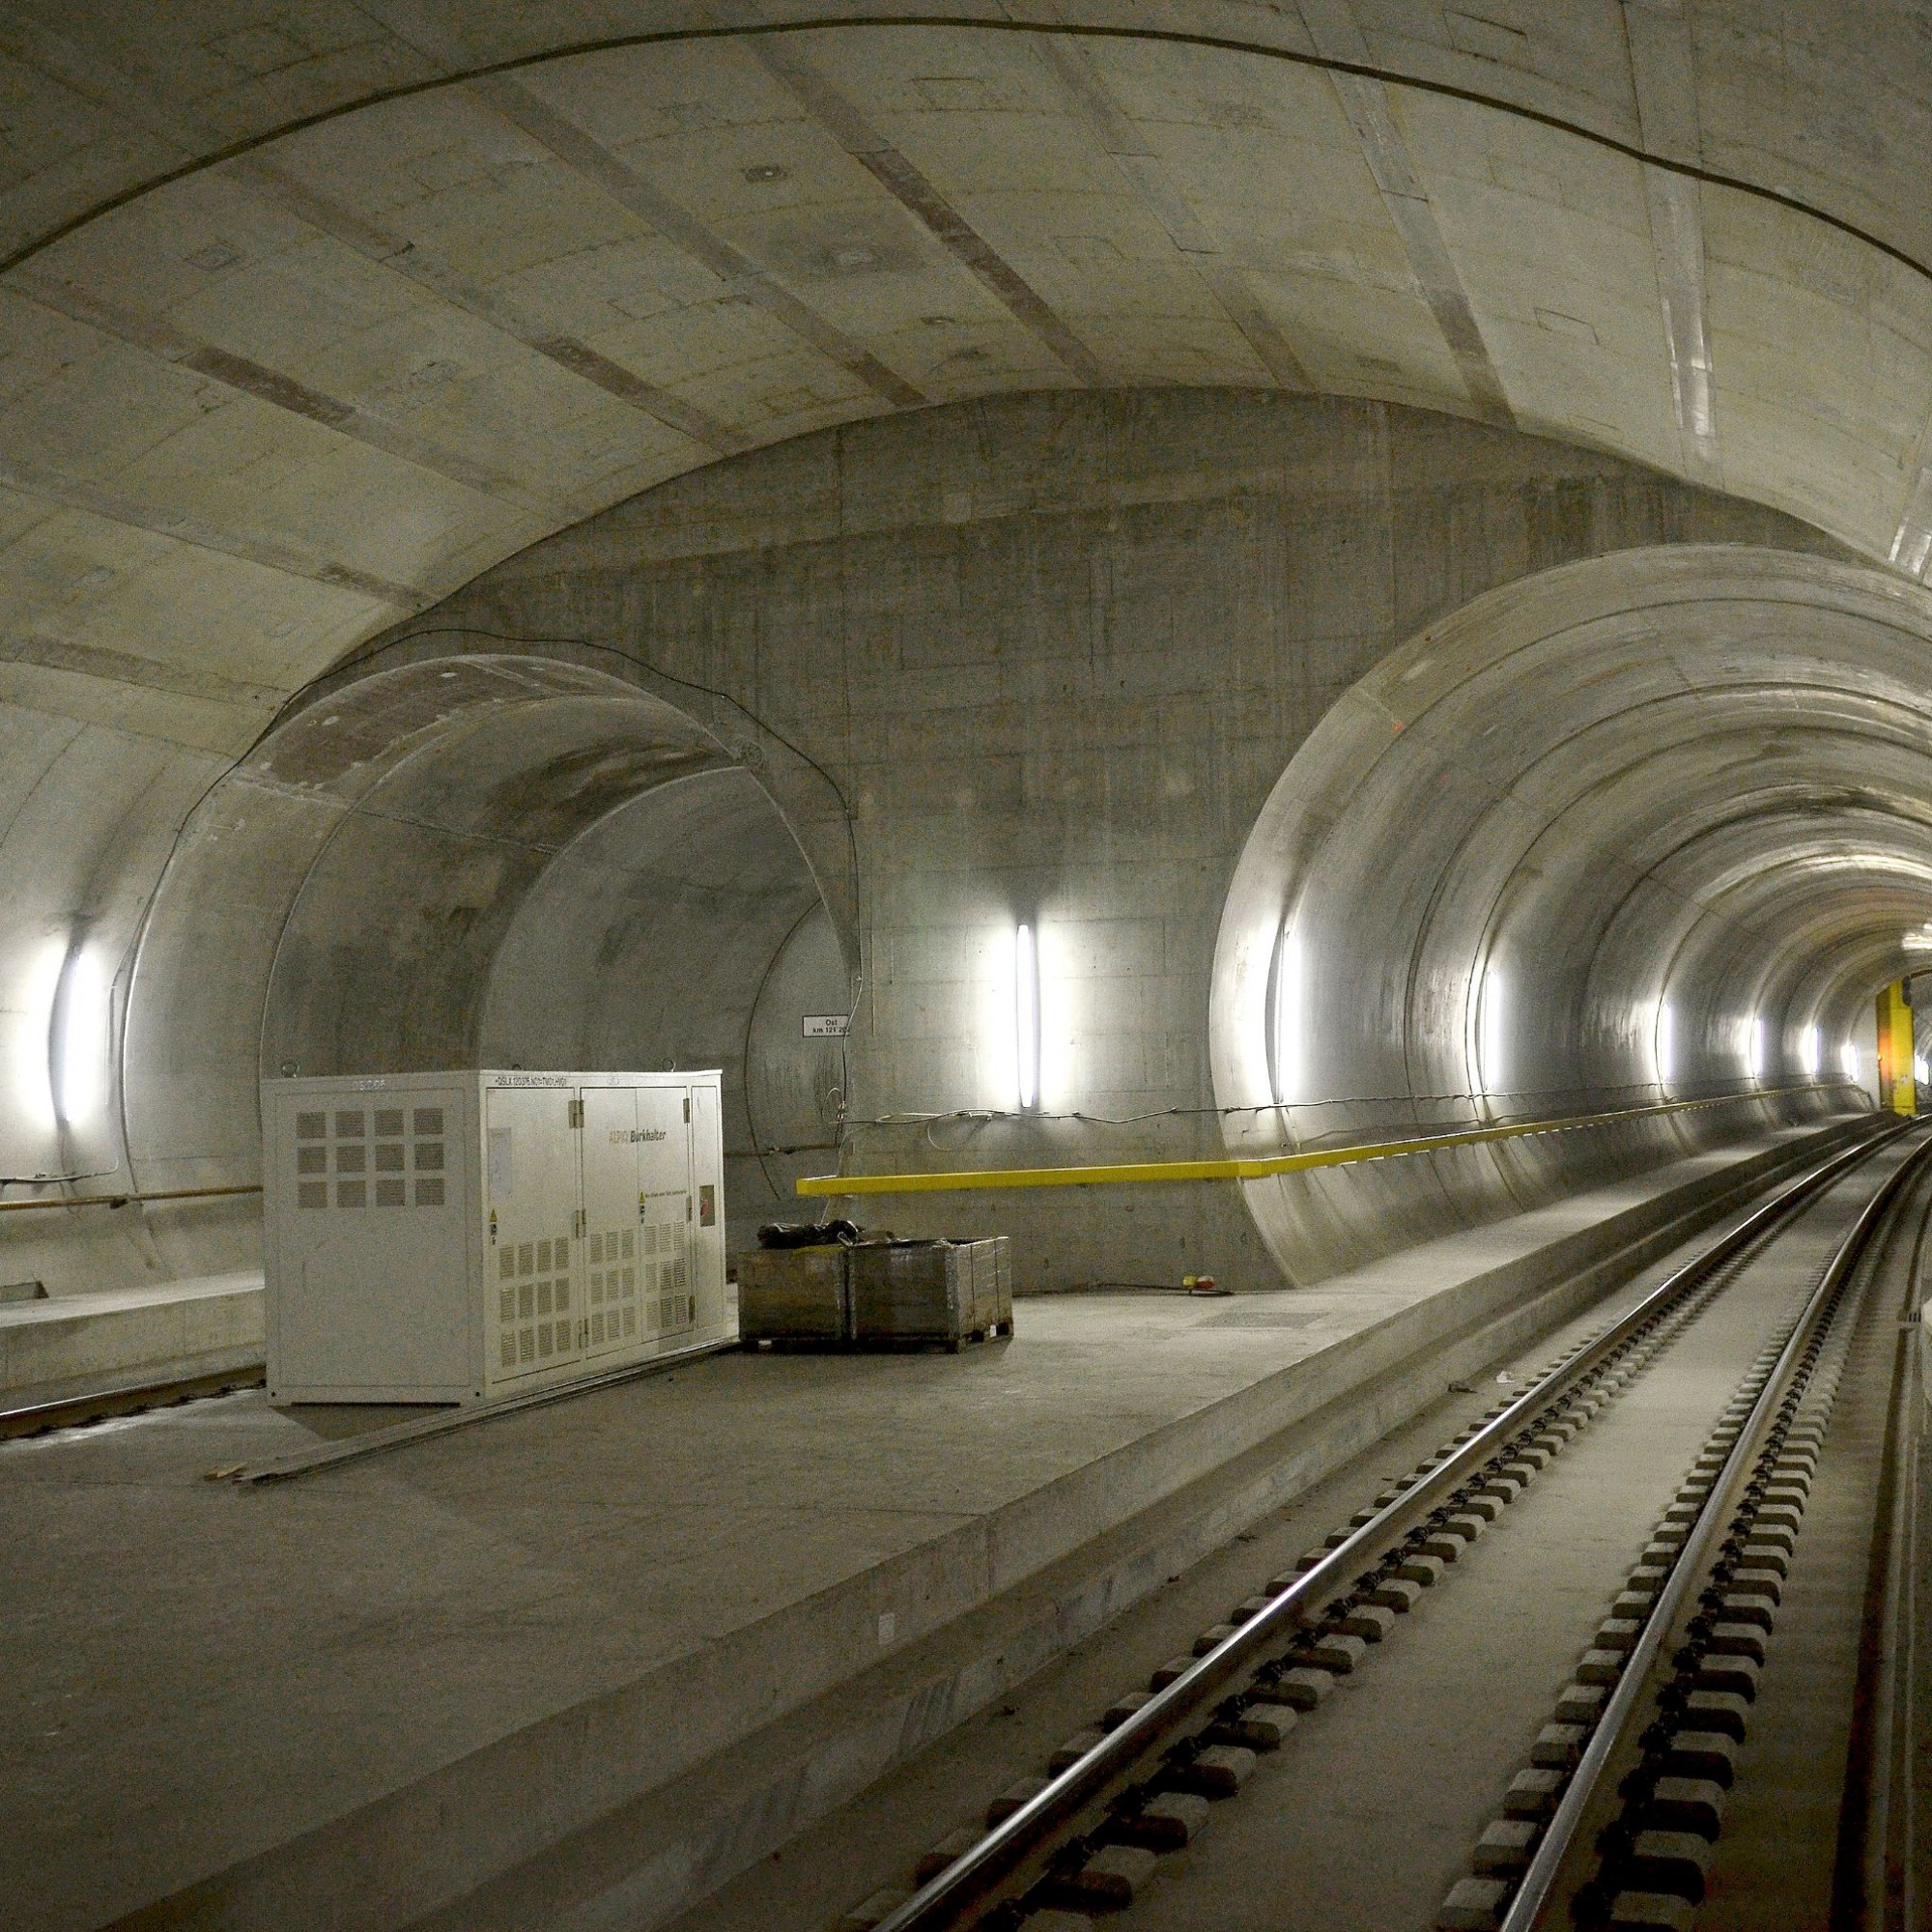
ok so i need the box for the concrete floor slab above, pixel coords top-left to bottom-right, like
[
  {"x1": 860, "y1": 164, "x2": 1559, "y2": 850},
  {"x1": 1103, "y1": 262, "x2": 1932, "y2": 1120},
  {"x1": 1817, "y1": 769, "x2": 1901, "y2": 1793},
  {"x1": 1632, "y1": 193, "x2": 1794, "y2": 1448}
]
[
  {"x1": 0, "y1": 1121, "x2": 1868, "y2": 1932},
  {"x1": 0, "y1": 1270, "x2": 264, "y2": 1406}
]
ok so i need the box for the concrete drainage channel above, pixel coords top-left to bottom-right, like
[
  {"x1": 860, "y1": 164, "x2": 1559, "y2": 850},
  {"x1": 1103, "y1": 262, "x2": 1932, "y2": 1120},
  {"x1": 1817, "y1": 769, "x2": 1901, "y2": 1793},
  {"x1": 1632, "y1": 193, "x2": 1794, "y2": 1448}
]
[{"x1": 829, "y1": 1125, "x2": 1925, "y2": 1932}]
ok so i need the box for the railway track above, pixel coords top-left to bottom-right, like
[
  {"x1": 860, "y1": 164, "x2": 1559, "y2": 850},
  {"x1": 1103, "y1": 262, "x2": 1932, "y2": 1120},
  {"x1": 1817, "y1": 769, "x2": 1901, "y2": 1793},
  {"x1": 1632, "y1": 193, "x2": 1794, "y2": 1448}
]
[
  {"x1": 0, "y1": 1365, "x2": 265, "y2": 1441},
  {"x1": 806, "y1": 1122, "x2": 1927, "y2": 1932}
]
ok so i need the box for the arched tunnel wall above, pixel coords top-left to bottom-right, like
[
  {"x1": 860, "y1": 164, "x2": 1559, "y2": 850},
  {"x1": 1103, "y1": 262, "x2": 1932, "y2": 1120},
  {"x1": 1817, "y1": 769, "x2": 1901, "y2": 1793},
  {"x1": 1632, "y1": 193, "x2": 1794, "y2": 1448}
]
[
  {"x1": 475, "y1": 768, "x2": 848, "y2": 1230},
  {"x1": 132, "y1": 656, "x2": 846, "y2": 1282},
  {"x1": 1, "y1": 388, "x2": 1911, "y2": 1300},
  {"x1": 1209, "y1": 546, "x2": 1932, "y2": 1286}
]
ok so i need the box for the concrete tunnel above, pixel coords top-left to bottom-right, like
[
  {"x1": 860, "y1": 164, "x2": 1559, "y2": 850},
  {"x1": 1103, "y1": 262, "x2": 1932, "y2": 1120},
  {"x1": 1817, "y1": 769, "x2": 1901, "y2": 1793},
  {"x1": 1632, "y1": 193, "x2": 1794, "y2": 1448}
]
[{"x1": 2, "y1": 10, "x2": 1930, "y2": 1931}]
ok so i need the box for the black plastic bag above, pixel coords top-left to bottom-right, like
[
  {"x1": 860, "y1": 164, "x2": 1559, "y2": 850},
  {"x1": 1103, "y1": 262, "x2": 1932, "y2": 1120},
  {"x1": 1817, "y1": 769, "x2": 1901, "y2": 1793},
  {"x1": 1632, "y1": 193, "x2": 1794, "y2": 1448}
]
[{"x1": 756, "y1": 1218, "x2": 864, "y2": 1249}]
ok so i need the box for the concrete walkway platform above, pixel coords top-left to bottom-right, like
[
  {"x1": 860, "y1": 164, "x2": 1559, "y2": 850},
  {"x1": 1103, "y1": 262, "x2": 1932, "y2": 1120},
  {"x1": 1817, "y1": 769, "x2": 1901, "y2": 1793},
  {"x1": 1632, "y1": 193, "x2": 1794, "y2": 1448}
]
[
  {"x1": 0, "y1": 1271, "x2": 263, "y2": 1408},
  {"x1": 0, "y1": 1118, "x2": 1867, "y2": 1932}
]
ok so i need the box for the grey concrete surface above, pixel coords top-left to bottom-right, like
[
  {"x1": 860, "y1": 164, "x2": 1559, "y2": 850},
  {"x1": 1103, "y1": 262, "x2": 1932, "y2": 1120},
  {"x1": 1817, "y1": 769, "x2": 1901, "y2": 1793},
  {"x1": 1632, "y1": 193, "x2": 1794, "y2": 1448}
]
[
  {"x1": 83, "y1": 388, "x2": 1887, "y2": 1312},
  {"x1": 0, "y1": 1269, "x2": 262, "y2": 1406},
  {"x1": 0, "y1": 1121, "x2": 1848, "y2": 1932},
  {"x1": 0, "y1": 8, "x2": 1930, "y2": 1323},
  {"x1": 1, "y1": 5, "x2": 1931, "y2": 757}
]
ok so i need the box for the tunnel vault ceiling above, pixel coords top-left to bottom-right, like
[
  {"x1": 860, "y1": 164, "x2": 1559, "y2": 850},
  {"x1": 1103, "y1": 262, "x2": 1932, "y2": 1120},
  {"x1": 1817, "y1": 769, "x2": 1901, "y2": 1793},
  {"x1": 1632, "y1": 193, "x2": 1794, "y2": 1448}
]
[{"x1": 1, "y1": 4, "x2": 1931, "y2": 769}]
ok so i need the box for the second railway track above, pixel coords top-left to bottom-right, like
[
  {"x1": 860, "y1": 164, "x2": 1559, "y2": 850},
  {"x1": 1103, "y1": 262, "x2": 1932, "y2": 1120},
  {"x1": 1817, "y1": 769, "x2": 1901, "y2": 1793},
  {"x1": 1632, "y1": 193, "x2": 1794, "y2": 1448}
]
[{"x1": 785, "y1": 1122, "x2": 1928, "y2": 1932}]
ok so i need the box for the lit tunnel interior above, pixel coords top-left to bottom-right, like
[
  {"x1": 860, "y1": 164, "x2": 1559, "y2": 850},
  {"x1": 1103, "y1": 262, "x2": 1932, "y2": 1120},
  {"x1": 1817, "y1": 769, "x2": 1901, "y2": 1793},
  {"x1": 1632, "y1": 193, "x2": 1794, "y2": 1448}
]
[
  {"x1": 16, "y1": 16, "x2": 1932, "y2": 1925},
  {"x1": 113, "y1": 650, "x2": 853, "y2": 1277},
  {"x1": 3, "y1": 10, "x2": 1932, "y2": 1306},
  {"x1": 1211, "y1": 544, "x2": 1932, "y2": 1284}
]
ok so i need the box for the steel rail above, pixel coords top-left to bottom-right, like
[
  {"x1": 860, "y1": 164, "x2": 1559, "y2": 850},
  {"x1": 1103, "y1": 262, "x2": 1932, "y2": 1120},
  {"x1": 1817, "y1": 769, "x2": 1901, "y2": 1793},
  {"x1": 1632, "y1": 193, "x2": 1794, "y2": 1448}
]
[
  {"x1": 1497, "y1": 1122, "x2": 1932, "y2": 1932},
  {"x1": 0, "y1": 1365, "x2": 266, "y2": 1440},
  {"x1": 1840, "y1": 1198, "x2": 1925, "y2": 1932},
  {"x1": 869, "y1": 1117, "x2": 1905, "y2": 1932}
]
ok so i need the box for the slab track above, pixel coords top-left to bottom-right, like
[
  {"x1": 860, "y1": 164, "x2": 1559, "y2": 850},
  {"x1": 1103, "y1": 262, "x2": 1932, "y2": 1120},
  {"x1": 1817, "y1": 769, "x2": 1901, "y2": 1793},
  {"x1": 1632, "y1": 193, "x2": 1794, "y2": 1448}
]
[{"x1": 764, "y1": 1123, "x2": 1928, "y2": 1932}]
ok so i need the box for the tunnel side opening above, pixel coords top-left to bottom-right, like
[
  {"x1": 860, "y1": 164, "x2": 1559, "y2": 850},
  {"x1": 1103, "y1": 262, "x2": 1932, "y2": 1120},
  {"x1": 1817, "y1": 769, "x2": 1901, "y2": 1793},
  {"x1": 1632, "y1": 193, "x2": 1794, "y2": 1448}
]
[
  {"x1": 1210, "y1": 545, "x2": 1932, "y2": 1288},
  {"x1": 113, "y1": 649, "x2": 846, "y2": 1293}
]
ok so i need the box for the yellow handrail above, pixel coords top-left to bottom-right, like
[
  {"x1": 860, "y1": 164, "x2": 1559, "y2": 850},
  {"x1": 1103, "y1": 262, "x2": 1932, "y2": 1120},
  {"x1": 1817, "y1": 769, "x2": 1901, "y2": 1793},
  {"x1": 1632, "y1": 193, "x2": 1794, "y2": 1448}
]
[{"x1": 796, "y1": 1088, "x2": 1844, "y2": 1197}]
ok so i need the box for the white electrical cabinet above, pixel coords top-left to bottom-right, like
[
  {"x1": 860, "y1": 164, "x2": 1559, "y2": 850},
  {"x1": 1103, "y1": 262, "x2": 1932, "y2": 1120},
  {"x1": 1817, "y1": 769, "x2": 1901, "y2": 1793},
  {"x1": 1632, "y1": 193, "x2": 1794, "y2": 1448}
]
[{"x1": 263, "y1": 1069, "x2": 727, "y2": 1404}]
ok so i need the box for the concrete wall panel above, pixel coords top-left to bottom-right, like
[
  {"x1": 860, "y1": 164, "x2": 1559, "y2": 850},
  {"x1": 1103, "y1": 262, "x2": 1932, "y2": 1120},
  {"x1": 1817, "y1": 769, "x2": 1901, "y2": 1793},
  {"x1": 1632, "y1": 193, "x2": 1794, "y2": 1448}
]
[
  {"x1": 9, "y1": 389, "x2": 1919, "y2": 1306},
  {"x1": 365, "y1": 391, "x2": 1869, "y2": 1292}
]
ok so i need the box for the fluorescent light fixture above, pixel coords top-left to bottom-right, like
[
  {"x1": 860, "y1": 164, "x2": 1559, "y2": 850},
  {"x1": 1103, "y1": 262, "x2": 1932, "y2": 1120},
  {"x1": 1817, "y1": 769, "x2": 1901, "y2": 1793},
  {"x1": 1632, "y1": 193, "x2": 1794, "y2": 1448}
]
[
  {"x1": 1014, "y1": 923, "x2": 1038, "y2": 1111},
  {"x1": 52, "y1": 946, "x2": 108, "y2": 1127},
  {"x1": 1917, "y1": 1055, "x2": 1929, "y2": 1089},
  {"x1": 1655, "y1": 1000, "x2": 1674, "y2": 1084},
  {"x1": 1842, "y1": 1040, "x2": 1861, "y2": 1083},
  {"x1": 14, "y1": 938, "x2": 65, "y2": 1132},
  {"x1": 1271, "y1": 925, "x2": 1301, "y2": 1106},
  {"x1": 1746, "y1": 1015, "x2": 1764, "y2": 1081},
  {"x1": 1479, "y1": 965, "x2": 1505, "y2": 1096},
  {"x1": 1905, "y1": 923, "x2": 1932, "y2": 952},
  {"x1": 1800, "y1": 1025, "x2": 1820, "y2": 1078}
]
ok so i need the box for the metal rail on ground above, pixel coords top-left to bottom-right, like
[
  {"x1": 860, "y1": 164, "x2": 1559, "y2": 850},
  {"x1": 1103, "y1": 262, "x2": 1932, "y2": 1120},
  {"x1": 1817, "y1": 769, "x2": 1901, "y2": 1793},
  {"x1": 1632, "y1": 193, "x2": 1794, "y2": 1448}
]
[
  {"x1": 866, "y1": 1116, "x2": 1906, "y2": 1932},
  {"x1": 1865, "y1": 1228, "x2": 1928, "y2": 1931},
  {"x1": 1839, "y1": 1169, "x2": 1926, "y2": 1932},
  {"x1": 228, "y1": 1332, "x2": 738, "y2": 1484},
  {"x1": 1496, "y1": 1122, "x2": 1932, "y2": 1932},
  {"x1": 0, "y1": 1366, "x2": 266, "y2": 1440},
  {"x1": 0, "y1": 1336, "x2": 740, "y2": 1473}
]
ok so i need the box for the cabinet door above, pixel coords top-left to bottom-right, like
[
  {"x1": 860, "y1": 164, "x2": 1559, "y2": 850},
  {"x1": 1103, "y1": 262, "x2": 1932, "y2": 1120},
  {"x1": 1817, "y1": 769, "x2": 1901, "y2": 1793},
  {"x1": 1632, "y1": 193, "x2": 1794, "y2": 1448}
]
[
  {"x1": 484, "y1": 1086, "x2": 582, "y2": 1385},
  {"x1": 636, "y1": 1085, "x2": 695, "y2": 1339},
  {"x1": 689, "y1": 1081, "x2": 725, "y2": 1333},
  {"x1": 581, "y1": 1087, "x2": 642, "y2": 1357}
]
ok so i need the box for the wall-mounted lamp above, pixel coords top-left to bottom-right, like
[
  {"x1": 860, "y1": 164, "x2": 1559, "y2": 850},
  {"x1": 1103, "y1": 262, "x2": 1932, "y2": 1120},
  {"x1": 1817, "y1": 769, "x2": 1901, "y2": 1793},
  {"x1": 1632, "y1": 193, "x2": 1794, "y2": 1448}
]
[
  {"x1": 50, "y1": 945, "x2": 108, "y2": 1128},
  {"x1": 1746, "y1": 1015, "x2": 1764, "y2": 1081},
  {"x1": 1271, "y1": 924, "x2": 1301, "y2": 1106},
  {"x1": 1015, "y1": 923, "x2": 1039, "y2": 1111},
  {"x1": 1478, "y1": 965, "x2": 1505, "y2": 1096},
  {"x1": 14, "y1": 939, "x2": 65, "y2": 1132},
  {"x1": 1842, "y1": 1039, "x2": 1861, "y2": 1083},
  {"x1": 1800, "y1": 1024, "x2": 1820, "y2": 1078},
  {"x1": 1655, "y1": 1000, "x2": 1675, "y2": 1084}
]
